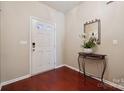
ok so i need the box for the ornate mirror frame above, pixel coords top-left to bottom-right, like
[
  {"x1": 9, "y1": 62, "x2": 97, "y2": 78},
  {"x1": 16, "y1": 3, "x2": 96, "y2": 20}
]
[{"x1": 84, "y1": 19, "x2": 101, "y2": 44}]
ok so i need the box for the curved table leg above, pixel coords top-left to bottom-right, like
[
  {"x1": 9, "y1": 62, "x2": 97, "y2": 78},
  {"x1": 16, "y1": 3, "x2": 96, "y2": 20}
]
[
  {"x1": 82, "y1": 58, "x2": 86, "y2": 77},
  {"x1": 78, "y1": 56, "x2": 86, "y2": 77},
  {"x1": 101, "y1": 59, "x2": 106, "y2": 82},
  {"x1": 78, "y1": 55, "x2": 81, "y2": 72}
]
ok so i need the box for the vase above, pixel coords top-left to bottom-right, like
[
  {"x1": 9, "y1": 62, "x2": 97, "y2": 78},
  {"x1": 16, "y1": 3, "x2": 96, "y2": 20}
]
[{"x1": 83, "y1": 48, "x2": 93, "y2": 53}]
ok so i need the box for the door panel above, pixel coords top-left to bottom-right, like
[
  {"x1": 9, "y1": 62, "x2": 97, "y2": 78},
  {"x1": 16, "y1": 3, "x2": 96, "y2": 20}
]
[{"x1": 31, "y1": 18, "x2": 55, "y2": 75}]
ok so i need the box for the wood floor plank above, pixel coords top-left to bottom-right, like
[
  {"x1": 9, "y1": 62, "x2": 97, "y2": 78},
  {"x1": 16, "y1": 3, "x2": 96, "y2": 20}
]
[{"x1": 1, "y1": 66, "x2": 121, "y2": 91}]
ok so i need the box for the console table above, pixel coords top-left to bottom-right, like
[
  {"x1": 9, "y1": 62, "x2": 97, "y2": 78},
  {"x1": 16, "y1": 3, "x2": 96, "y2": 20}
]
[{"x1": 78, "y1": 52, "x2": 107, "y2": 82}]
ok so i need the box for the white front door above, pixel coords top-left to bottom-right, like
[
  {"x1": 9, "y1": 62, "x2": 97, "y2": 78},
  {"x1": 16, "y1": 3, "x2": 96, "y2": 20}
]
[{"x1": 31, "y1": 17, "x2": 55, "y2": 75}]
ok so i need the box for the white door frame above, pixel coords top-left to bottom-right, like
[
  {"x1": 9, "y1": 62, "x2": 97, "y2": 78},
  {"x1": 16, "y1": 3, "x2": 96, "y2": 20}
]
[{"x1": 29, "y1": 16, "x2": 57, "y2": 75}]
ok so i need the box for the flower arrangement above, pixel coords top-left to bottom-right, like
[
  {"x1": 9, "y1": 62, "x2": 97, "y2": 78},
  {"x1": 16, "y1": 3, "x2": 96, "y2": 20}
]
[{"x1": 80, "y1": 32, "x2": 97, "y2": 53}]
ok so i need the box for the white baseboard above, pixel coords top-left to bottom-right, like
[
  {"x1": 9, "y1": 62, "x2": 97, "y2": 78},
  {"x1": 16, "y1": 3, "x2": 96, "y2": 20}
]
[
  {"x1": 0, "y1": 84, "x2": 2, "y2": 91},
  {"x1": 64, "y1": 64, "x2": 79, "y2": 72},
  {"x1": 104, "y1": 80, "x2": 124, "y2": 90},
  {"x1": 1, "y1": 74, "x2": 31, "y2": 87},
  {"x1": 55, "y1": 64, "x2": 65, "y2": 69},
  {"x1": 64, "y1": 64, "x2": 124, "y2": 90}
]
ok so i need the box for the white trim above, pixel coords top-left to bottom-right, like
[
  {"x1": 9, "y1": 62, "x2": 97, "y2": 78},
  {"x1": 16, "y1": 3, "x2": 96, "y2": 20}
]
[
  {"x1": 104, "y1": 80, "x2": 124, "y2": 90},
  {"x1": 29, "y1": 16, "x2": 32, "y2": 75},
  {"x1": 30, "y1": 64, "x2": 65, "y2": 77},
  {"x1": 64, "y1": 64, "x2": 124, "y2": 90},
  {"x1": 55, "y1": 64, "x2": 65, "y2": 69},
  {"x1": 1, "y1": 74, "x2": 31, "y2": 86},
  {"x1": 64, "y1": 64, "x2": 79, "y2": 72},
  {"x1": 54, "y1": 23, "x2": 57, "y2": 68},
  {"x1": 29, "y1": 16, "x2": 57, "y2": 75},
  {"x1": 0, "y1": 84, "x2": 2, "y2": 90}
]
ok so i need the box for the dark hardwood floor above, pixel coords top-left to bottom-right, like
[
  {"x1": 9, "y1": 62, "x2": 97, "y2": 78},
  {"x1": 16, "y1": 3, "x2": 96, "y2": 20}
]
[{"x1": 1, "y1": 66, "x2": 120, "y2": 91}]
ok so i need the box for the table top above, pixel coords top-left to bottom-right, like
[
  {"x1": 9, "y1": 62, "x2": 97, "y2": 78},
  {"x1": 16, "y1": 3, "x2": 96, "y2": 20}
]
[{"x1": 78, "y1": 52, "x2": 106, "y2": 60}]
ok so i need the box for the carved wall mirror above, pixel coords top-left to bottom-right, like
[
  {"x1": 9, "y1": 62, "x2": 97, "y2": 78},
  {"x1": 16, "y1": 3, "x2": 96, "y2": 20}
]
[{"x1": 84, "y1": 19, "x2": 101, "y2": 44}]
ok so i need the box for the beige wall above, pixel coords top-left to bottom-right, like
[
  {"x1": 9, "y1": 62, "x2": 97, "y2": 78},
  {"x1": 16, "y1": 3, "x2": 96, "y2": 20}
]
[
  {"x1": 0, "y1": 1, "x2": 65, "y2": 82},
  {"x1": 65, "y1": 1, "x2": 124, "y2": 86},
  {"x1": 1, "y1": 1, "x2": 124, "y2": 87}
]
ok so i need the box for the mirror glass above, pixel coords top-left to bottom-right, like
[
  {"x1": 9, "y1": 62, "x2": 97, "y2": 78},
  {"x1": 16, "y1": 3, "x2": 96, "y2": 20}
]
[{"x1": 84, "y1": 19, "x2": 101, "y2": 44}]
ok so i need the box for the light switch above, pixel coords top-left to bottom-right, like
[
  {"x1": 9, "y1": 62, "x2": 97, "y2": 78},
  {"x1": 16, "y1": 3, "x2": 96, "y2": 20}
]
[
  {"x1": 20, "y1": 41, "x2": 27, "y2": 45},
  {"x1": 113, "y1": 40, "x2": 118, "y2": 45}
]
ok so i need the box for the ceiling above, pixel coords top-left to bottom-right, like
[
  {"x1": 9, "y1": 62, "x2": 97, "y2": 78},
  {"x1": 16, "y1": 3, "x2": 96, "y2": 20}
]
[{"x1": 42, "y1": 1, "x2": 82, "y2": 13}]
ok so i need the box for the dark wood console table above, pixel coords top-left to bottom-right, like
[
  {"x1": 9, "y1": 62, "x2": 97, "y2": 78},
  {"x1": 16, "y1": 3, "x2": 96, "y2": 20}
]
[{"x1": 78, "y1": 52, "x2": 107, "y2": 82}]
